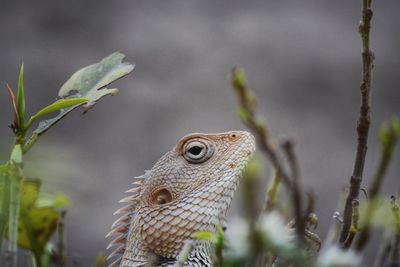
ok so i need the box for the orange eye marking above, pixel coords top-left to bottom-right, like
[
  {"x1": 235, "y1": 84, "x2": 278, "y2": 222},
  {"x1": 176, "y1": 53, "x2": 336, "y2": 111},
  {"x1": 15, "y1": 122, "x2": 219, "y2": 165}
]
[{"x1": 151, "y1": 188, "x2": 173, "y2": 205}]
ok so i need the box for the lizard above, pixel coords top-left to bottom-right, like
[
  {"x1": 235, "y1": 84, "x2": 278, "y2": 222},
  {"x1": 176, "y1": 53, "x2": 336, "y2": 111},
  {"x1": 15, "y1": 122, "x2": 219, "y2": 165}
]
[{"x1": 106, "y1": 131, "x2": 256, "y2": 267}]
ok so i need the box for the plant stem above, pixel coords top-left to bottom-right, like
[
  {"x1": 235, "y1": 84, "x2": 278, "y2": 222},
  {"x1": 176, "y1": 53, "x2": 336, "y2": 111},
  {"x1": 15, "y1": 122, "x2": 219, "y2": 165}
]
[
  {"x1": 373, "y1": 231, "x2": 392, "y2": 267},
  {"x1": 0, "y1": 176, "x2": 11, "y2": 252},
  {"x1": 340, "y1": 0, "x2": 374, "y2": 244},
  {"x1": 281, "y1": 140, "x2": 305, "y2": 246},
  {"x1": 264, "y1": 171, "x2": 281, "y2": 213},
  {"x1": 355, "y1": 121, "x2": 398, "y2": 251},
  {"x1": 54, "y1": 211, "x2": 67, "y2": 267},
  {"x1": 22, "y1": 134, "x2": 39, "y2": 154},
  {"x1": 7, "y1": 173, "x2": 21, "y2": 267},
  {"x1": 231, "y1": 67, "x2": 306, "y2": 248},
  {"x1": 27, "y1": 251, "x2": 38, "y2": 267}
]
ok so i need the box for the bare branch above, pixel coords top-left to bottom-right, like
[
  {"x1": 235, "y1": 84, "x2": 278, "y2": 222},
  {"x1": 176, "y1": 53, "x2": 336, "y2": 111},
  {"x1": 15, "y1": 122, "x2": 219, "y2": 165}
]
[
  {"x1": 281, "y1": 139, "x2": 305, "y2": 246},
  {"x1": 355, "y1": 119, "x2": 399, "y2": 251},
  {"x1": 340, "y1": 0, "x2": 375, "y2": 244}
]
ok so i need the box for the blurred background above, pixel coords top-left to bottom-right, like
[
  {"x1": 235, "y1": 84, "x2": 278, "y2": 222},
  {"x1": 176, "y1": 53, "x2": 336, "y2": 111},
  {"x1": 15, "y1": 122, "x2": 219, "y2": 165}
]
[{"x1": 0, "y1": 0, "x2": 399, "y2": 266}]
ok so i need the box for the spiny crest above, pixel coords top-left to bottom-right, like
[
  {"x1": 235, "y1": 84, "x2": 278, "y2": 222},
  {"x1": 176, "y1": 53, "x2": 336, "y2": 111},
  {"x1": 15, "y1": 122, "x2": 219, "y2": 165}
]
[{"x1": 106, "y1": 174, "x2": 146, "y2": 266}]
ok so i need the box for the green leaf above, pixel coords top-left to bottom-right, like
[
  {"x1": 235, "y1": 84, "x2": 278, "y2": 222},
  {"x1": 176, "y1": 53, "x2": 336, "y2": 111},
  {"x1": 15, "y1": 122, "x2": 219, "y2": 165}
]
[
  {"x1": 4, "y1": 178, "x2": 68, "y2": 257},
  {"x1": 25, "y1": 98, "x2": 89, "y2": 130},
  {"x1": 19, "y1": 178, "x2": 41, "y2": 210},
  {"x1": 17, "y1": 63, "x2": 26, "y2": 127},
  {"x1": 0, "y1": 164, "x2": 10, "y2": 176},
  {"x1": 32, "y1": 52, "x2": 134, "y2": 135},
  {"x1": 17, "y1": 207, "x2": 59, "y2": 253},
  {"x1": 36, "y1": 192, "x2": 70, "y2": 209},
  {"x1": 192, "y1": 231, "x2": 216, "y2": 242},
  {"x1": 10, "y1": 145, "x2": 23, "y2": 164}
]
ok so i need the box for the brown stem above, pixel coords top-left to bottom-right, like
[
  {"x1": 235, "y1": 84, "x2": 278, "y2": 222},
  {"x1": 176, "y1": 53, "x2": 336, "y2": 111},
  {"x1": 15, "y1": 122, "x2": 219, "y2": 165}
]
[
  {"x1": 231, "y1": 67, "x2": 293, "y2": 191},
  {"x1": 281, "y1": 140, "x2": 305, "y2": 246},
  {"x1": 53, "y1": 211, "x2": 67, "y2": 267},
  {"x1": 340, "y1": 0, "x2": 374, "y2": 244},
  {"x1": 355, "y1": 121, "x2": 398, "y2": 251}
]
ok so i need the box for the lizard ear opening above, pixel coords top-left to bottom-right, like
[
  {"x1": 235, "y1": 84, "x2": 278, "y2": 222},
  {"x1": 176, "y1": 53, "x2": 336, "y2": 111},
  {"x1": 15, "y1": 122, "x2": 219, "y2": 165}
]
[{"x1": 151, "y1": 188, "x2": 173, "y2": 205}]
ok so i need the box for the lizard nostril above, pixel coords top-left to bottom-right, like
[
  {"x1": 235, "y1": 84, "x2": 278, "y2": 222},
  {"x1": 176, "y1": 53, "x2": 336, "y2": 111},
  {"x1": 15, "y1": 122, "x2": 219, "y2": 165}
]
[
  {"x1": 228, "y1": 133, "x2": 240, "y2": 142},
  {"x1": 151, "y1": 188, "x2": 173, "y2": 205}
]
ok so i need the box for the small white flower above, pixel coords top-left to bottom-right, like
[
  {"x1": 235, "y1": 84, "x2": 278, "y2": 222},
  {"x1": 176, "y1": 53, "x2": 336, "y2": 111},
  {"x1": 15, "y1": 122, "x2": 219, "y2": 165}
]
[
  {"x1": 316, "y1": 245, "x2": 361, "y2": 267},
  {"x1": 259, "y1": 212, "x2": 292, "y2": 247},
  {"x1": 225, "y1": 217, "x2": 250, "y2": 258}
]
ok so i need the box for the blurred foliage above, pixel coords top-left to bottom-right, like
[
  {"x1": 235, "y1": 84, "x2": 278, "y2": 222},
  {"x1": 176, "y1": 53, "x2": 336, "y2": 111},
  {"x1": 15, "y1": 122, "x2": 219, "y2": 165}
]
[
  {"x1": 0, "y1": 52, "x2": 134, "y2": 267},
  {"x1": 189, "y1": 64, "x2": 399, "y2": 267}
]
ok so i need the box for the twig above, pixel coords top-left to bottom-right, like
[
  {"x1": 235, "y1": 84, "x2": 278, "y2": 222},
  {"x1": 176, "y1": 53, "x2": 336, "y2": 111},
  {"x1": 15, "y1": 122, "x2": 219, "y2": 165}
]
[
  {"x1": 343, "y1": 200, "x2": 360, "y2": 249},
  {"x1": 241, "y1": 160, "x2": 266, "y2": 266},
  {"x1": 390, "y1": 197, "x2": 400, "y2": 265},
  {"x1": 4, "y1": 82, "x2": 19, "y2": 131},
  {"x1": 355, "y1": 119, "x2": 399, "y2": 251},
  {"x1": 264, "y1": 170, "x2": 282, "y2": 213},
  {"x1": 231, "y1": 67, "x2": 292, "y2": 190},
  {"x1": 373, "y1": 230, "x2": 392, "y2": 267},
  {"x1": 281, "y1": 140, "x2": 305, "y2": 246},
  {"x1": 231, "y1": 67, "x2": 307, "y2": 248},
  {"x1": 53, "y1": 211, "x2": 67, "y2": 267},
  {"x1": 340, "y1": 0, "x2": 375, "y2": 244}
]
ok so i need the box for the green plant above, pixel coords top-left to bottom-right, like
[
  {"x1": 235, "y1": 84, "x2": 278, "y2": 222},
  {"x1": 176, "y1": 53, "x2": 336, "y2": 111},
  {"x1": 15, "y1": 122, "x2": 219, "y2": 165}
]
[{"x1": 0, "y1": 52, "x2": 134, "y2": 267}]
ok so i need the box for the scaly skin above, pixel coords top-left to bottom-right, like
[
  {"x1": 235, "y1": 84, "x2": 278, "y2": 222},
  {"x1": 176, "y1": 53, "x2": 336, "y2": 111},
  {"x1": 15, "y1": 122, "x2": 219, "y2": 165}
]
[{"x1": 107, "y1": 131, "x2": 255, "y2": 267}]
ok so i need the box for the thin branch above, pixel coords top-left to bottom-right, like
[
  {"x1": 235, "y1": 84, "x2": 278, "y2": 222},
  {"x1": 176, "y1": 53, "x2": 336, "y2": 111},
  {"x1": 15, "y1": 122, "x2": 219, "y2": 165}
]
[
  {"x1": 4, "y1": 82, "x2": 19, "y2": 131},
  {"x1": 343, "y1": 199, "x2": 360, "y2": 249},
  {"x1": 231, "y1": 67, "x2": 309, "y2": 249},
  {"x1": 373, "y1": 231, "x2": 392, "y2": 267},
  {"x1": 386, "y1": 197, "x2": 400, "y2": 266},
  {"x1": 355, "y1": 119, "x2": 399, "y2": 251},
  {"x1": 53, "y1": 211, "x2": 67, "y2": 267},
  {"x1": 230, "y1": 67, "x2": 292, "y2": 191},
  {"x1": 340, "y1": 0, "x2": 374, "y2": 244},
  {"x1": 264, "y1": 170, "x2": 282, "y2": 213},
  {"x1": 281, "y1": 139, "x2": 305, "y2": 246}
]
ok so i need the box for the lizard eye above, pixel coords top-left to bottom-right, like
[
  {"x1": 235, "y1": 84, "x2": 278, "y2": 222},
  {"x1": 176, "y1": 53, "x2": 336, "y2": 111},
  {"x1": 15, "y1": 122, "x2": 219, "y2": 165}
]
[{"x1": 183, "y1": 140, "x2": 214, "y2": 163}]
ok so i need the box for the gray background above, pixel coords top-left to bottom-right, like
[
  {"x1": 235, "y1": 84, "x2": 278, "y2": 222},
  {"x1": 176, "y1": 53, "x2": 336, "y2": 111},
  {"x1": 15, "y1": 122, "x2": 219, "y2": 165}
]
[{"x1": 0, "y1": 0, "x2": 399, "y2": 266}]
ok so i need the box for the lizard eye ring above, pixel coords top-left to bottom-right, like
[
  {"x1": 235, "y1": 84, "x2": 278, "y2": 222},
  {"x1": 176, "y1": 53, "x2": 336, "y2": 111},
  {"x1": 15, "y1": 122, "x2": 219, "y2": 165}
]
[{"x1": 183, "y1": 140, "x2": 214, "y2": 163}]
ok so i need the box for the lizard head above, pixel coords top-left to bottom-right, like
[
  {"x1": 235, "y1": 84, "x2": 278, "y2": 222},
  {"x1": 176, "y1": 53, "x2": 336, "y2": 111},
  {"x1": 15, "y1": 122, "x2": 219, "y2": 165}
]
[
  {"x1": 137, "y1": 131, "x2": 255, "y2": 257},
  {"x1": 108, "y1": 131, "x2": 255, "y2": 265},
  {"x1": 140, "y1": 131, "x2": 255, "y2": 205}
]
